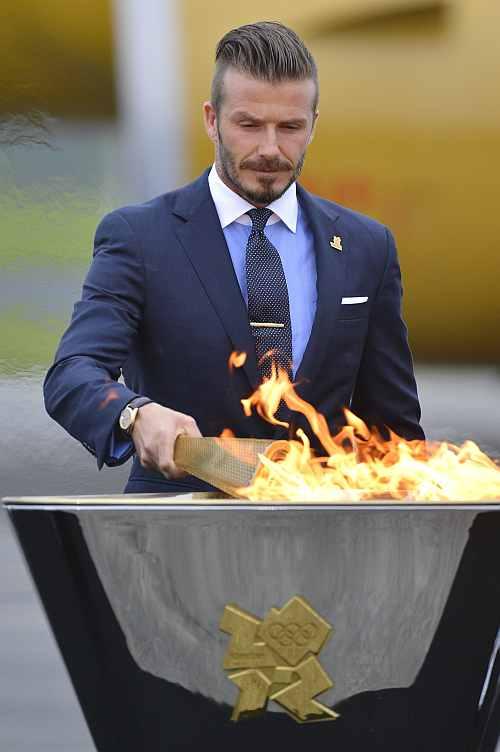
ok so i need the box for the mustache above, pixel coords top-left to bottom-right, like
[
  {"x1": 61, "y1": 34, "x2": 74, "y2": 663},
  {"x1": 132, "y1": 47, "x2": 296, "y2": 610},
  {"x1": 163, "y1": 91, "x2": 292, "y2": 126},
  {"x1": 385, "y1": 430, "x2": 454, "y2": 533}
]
[{"x1": 240, "y1": 158, "x2": 293, "y2": 172}]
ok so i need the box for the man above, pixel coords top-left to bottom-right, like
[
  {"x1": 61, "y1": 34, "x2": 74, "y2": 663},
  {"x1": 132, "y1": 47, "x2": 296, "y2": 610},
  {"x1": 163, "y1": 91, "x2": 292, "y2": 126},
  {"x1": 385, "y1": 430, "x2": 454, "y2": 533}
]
[{"x1": 44, "y1": 21, "x2": 424, "y2": 494}]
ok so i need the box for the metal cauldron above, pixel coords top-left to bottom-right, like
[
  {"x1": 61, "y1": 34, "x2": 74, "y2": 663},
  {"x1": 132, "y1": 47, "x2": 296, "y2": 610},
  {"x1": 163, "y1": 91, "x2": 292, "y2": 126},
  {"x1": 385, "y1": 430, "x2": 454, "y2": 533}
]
[{"x1": 3, "y1": 494, "x2": 500, "y2": 752}]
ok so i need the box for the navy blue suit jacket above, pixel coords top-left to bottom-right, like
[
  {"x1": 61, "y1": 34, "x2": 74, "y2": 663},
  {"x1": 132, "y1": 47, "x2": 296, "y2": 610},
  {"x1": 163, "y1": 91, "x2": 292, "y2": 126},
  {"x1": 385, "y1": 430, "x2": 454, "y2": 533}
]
[{"x1": 44, "y1": 168, "x2": 424, "y2": 493}]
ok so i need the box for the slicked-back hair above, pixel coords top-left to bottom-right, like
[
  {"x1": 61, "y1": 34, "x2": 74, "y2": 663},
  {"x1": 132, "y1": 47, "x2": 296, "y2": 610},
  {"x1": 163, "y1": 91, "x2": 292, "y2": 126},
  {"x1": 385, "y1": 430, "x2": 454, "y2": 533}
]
[{"x1": 211, "y1": 21, "x2": 318, "y2": 115}]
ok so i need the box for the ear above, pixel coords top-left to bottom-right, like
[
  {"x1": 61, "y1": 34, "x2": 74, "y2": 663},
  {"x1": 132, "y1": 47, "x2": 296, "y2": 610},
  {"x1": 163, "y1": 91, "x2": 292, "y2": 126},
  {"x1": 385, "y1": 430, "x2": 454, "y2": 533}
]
[
  {"x1": 308, "y1": 110, "x2": 319, "y2": 145},
  {"x1": 203, "y1": 101, "x2": 218, "y2": 144}
]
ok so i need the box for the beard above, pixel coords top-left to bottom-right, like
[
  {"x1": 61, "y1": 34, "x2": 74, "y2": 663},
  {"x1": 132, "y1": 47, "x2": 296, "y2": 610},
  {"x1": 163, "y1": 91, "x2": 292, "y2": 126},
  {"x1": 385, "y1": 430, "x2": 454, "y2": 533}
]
[{"x1": 216, "y1": 126, "x2": 306, "y2": 206}]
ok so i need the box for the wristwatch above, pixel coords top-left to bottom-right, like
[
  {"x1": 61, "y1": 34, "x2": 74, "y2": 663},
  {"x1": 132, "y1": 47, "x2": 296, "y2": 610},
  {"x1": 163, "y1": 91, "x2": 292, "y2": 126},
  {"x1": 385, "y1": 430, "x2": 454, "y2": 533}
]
[{"x1": 119, "y1": 396, "x2": 153, "y2": 435}]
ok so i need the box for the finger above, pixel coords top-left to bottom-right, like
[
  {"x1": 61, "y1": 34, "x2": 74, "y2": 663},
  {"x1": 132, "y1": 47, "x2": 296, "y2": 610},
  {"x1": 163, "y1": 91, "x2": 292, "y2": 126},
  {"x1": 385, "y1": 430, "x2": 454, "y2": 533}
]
[
  {"x1": 167, "y1": 465, "x2": 188, "y2": 480},
  {"x1": 158, "y1": 432, "x2": 187, "y2": 480},
  {"x1": 181, "y1": 415, "x2": 202, "y2": 438},
  {"x1": 138, "y1": 450, "x2": 154, "y2": 470},
  {"x1": 159, "y1": 459, "x2": 187, "y2": 480},
  {"x1": 168, "y1": 429, "x2": 189, "y2": 478}
]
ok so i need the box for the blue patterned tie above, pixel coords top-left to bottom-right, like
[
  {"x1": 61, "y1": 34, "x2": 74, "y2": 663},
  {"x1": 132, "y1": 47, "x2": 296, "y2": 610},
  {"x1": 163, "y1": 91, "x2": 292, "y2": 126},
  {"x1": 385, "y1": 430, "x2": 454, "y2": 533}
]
[{"x1": 245, "y1": 208, "x2": 293, "y2": 380}]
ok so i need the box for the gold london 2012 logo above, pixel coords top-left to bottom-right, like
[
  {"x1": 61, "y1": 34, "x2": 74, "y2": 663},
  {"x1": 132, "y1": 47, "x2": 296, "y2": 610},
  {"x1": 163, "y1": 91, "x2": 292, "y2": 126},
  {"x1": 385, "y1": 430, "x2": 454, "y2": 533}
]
[{"x1": 220, "y1": 595, "x2": 338, "y2": 724}]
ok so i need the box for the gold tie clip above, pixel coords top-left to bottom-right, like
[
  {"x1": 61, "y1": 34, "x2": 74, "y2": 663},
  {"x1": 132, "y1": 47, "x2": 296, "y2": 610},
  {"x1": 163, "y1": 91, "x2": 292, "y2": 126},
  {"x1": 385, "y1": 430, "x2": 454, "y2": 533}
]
[{"x1": 250, "y1": 322, "x2": 285, "y2": 328}]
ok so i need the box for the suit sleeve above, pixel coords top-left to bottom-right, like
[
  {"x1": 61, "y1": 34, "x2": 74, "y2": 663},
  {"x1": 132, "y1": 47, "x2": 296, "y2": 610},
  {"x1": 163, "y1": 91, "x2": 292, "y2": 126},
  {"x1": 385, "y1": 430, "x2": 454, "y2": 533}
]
[
  {"x1": 350, "y1": 227, "x2": 425, "y2": 440},
  {"x1": 43, "y1": 210, "x2": 144, "y2": 468}
]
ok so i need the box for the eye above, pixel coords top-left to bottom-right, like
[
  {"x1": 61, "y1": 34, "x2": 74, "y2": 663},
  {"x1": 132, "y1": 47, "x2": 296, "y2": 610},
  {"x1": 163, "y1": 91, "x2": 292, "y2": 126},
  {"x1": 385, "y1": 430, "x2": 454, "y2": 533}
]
[{"x1": 240, "y1": 122, "x2": 257, "y2": 128}]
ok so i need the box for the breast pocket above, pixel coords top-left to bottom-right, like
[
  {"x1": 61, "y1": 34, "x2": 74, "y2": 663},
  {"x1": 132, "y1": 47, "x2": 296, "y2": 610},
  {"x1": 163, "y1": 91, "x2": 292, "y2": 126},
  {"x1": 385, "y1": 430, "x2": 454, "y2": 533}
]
[{"x1": 338, "y1": 296, "x2": 369, "y2": 321}]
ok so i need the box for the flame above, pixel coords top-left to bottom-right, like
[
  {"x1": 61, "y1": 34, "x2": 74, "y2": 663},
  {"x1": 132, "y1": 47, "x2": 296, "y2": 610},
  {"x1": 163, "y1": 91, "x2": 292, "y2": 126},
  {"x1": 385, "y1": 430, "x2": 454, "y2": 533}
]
[
  {"x1": 229, "y1": 351, "x2": 247, "y2": 371},
  {"x1": 241, "y1": 361, "x2": 292, "y2": 428},
  {"x1": 234, "y1": 363, "x2": 500, "y2": 502}
]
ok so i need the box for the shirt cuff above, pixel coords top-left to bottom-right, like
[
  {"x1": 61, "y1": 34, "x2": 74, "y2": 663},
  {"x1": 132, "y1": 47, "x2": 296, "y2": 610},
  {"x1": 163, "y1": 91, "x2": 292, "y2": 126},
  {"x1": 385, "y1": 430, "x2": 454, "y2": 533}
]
[{"x1": 107, "y1": 428, "x2": 135, "y2": 465}]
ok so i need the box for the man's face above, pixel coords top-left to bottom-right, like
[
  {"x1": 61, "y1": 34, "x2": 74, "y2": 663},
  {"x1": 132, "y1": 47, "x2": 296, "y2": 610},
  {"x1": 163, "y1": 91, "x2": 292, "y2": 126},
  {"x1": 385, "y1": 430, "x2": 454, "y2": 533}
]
[{"x1": 203, "y1": 68, "x2": 318, "y2": 206}]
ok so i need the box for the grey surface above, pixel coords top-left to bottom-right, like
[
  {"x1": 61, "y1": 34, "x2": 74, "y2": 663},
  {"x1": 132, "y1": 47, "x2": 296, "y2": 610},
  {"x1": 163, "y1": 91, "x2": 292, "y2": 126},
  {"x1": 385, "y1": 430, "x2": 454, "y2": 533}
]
[
  {"x1": 1, "y1": 365, "x2": 499, "y2": 750},
  {"x1": 417, "y1": 364, "x2": 500, "y2": 459},
  {"x1": 0, "y1": 372, "x2": 131, "y2": 498},
  {"x1": 79, "y1": 507, "x2": 476, "y2": 708}
]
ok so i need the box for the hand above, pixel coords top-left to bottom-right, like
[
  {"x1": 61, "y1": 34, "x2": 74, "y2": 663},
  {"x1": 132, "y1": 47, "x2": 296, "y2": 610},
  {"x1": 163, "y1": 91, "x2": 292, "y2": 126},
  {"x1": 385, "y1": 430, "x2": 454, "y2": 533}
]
[{"x1": 131, "y1": 402, "x2": 202, "y2": 479}]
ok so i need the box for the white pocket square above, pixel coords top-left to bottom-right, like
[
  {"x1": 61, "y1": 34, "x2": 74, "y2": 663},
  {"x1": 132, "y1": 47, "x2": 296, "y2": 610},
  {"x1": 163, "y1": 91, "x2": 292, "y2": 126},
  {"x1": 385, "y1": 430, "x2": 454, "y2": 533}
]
[{"x1": 341, "y1": 296, "x2": 368, "y2": 305}]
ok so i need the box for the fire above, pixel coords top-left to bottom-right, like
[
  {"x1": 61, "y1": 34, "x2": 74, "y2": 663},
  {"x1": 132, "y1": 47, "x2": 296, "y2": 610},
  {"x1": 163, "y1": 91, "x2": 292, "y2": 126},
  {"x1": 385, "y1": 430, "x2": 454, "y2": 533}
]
[
  {"x1": 234, "y1": 361, "x2": 500, "y2": 502},
  {"x1": 228, "y1": 351, "x2": 247, "y2": 371}
]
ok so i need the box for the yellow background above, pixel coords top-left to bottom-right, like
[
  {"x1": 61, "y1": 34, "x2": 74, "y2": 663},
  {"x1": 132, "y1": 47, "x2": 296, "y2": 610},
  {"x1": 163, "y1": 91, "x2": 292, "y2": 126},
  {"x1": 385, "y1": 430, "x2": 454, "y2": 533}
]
[{"x1": 2, "y1": 0, "x2": 499, "y2": 361}]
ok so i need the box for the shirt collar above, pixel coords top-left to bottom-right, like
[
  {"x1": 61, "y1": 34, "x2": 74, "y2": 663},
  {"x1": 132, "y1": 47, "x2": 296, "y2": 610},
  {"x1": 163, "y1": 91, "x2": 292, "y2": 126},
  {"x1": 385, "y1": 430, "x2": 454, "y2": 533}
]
[{"x1": 208, "y1": 164, "x2": 298, "y2": 233}]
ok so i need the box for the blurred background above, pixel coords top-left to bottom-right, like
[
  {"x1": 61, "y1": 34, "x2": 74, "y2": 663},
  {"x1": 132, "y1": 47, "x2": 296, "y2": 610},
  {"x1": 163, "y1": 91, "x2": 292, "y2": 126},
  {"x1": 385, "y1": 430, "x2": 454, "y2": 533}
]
[{"x1": 1, "y1": 0, "x2": 499, "y2": 749}]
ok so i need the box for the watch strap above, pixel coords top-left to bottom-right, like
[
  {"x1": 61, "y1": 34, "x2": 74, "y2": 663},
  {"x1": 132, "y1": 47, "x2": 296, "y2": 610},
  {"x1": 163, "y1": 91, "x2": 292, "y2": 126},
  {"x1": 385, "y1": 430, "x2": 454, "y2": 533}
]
[
  {"x1": 119, "y1": 397, "x2": 153, "y2": 436},
  {"x1": 127, "y1": 396, "x2": 153, "y2": 410}
]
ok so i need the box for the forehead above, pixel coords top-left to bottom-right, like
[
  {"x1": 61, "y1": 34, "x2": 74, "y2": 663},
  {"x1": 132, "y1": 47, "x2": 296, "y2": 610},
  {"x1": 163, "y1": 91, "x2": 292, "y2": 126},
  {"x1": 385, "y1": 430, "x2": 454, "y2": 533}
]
[{"x1": 220, "y1": 68, "x2": 316, "y2": 118}]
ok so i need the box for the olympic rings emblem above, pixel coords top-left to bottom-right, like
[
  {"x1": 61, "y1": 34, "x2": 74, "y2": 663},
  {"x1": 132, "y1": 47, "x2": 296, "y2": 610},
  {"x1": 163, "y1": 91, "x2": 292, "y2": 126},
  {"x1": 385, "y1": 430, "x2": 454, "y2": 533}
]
[{"x1": 267, "y1": 622, "x2": 318, "y2": 647}]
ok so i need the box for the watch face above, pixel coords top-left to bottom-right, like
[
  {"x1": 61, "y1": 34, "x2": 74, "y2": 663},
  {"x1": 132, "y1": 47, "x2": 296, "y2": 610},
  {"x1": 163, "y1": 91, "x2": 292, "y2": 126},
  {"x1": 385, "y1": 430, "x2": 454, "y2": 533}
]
[{"x1": 119, "y1": 407, "x2": 133, "y2": 431}]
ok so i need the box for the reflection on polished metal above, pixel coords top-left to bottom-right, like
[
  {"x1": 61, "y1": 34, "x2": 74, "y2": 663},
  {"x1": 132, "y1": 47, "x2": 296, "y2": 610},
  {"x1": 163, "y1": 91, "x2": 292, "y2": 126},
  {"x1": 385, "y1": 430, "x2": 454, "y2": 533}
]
[
  {"x1": 249, "y1": 322, "x2": 286, "y2": 328},
  {"x1": 220, "y1": 596, "x2": 338, "y2": 723},
  {"x1": 76, "y1": 505, "x2": 476, "y2": 708}
]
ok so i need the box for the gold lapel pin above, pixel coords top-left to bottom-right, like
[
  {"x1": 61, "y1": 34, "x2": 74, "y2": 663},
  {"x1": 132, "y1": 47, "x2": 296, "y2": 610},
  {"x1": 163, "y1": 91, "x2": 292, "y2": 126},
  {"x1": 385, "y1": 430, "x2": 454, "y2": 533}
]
[{"x1": 330, "y1": 235, "x2": 343, "y2": 251}]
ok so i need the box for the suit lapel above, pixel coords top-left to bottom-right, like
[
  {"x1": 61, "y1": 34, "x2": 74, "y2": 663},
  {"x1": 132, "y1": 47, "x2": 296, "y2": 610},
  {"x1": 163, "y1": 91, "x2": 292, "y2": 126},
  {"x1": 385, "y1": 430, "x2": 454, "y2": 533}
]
[
  {"x1": 172, "y1": 170, "x2": 259, "y2": 388},
  {"x1": 293, "y1": 185, "x2": 346, "y2": 401},
  {"x1": 171, "y1": 172, "x2": 346, "y2": 410}
]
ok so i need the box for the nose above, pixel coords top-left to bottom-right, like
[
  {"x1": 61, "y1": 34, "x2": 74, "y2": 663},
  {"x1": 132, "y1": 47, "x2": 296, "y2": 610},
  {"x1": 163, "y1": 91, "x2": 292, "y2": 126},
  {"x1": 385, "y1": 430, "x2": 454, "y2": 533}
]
[{"x1": 257, "y1": 125, "x2": 281, "y2": 159}]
